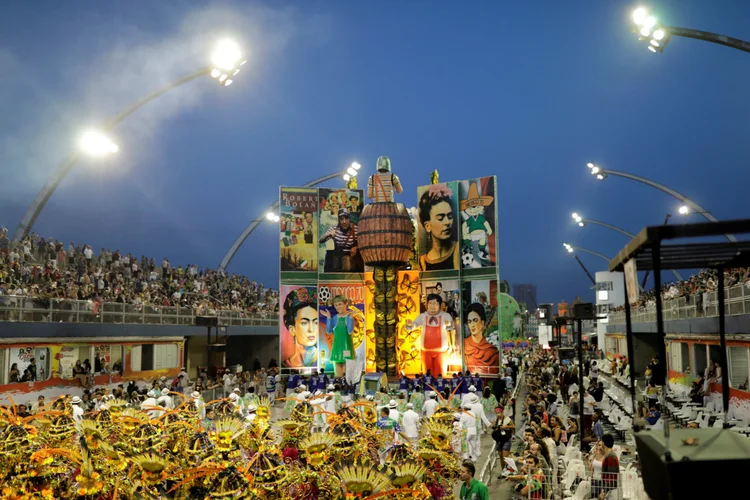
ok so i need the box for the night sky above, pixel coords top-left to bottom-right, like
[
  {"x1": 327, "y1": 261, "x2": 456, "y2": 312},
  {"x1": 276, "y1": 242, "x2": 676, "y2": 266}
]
[{"x1": 1, "y1": 1, "x2": 748, "y2": 304}]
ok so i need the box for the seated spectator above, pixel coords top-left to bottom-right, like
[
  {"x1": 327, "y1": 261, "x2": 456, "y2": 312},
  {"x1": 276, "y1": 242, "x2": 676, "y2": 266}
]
[{"x1": 645, "y1": 406, "x2": 661, "y2": 426}]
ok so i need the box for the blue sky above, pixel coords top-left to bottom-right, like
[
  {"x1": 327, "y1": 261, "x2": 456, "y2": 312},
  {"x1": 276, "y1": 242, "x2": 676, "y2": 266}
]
[{"x1": 1, "y1": 1, "x2": 748, "y2": 304}]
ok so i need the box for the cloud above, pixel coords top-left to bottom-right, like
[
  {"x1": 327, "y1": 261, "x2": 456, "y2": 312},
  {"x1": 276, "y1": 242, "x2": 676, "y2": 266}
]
[{"x1": 0, "y1": 3, "x2": 326, "y2": 213}]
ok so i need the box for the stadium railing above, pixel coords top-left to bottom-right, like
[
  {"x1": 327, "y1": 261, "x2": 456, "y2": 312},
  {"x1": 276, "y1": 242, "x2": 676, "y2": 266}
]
[
  {"x1": 0, "y1": 295, "x2": 278, "y2": 327},
  {"x1": 608, "y1": 283, "x2": 750, "y2": 325}
]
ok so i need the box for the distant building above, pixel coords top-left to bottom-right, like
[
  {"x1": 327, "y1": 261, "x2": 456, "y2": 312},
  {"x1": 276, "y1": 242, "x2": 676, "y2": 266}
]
[
  {"x1": 595, "y1": 271, "x2": 625, "y2": 353},
  {"x1": 511, "y1": 283, "x2": 537, "y2": 312}
]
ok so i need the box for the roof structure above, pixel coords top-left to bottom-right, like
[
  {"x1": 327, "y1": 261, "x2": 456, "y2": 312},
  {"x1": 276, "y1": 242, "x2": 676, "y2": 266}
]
[{"x1": 608, "y1": 219, "x2": 750, "y2": 272}]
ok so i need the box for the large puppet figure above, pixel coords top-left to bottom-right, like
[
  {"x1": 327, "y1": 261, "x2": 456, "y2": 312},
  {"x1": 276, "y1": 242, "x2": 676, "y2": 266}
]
[{"x1": 405, "y1": 293, "x2": 457, "y2": 376}]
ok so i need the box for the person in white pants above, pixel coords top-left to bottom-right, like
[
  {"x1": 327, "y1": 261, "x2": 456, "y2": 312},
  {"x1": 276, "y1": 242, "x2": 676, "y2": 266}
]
[
  {"x1": 401, "y1": 403, "x2": 420, "y2": 444},
  {"x1": 467, "y1": 393, "x2": 492, "y2": 460},
  {"x1": 422, "y1": 392, "x2": 438, "y2": 418},
  {"x1": 460, "y1": 403, "x2": 478, "y2": 462}
]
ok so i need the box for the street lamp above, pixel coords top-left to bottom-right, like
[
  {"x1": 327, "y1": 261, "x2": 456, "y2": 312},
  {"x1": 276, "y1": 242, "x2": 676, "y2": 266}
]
[
  {"x1": 563, "y1": 242, "x2": 610, "y2": 263},
  {"x1": 210, "y1": 39, "x2": 247, "y2": 87},
  {"x1": 78, "y1": 130, "x2": 119, "y2": 156},
  {"x1": 586, "y1": 162, "x2": 736, "y2": 242},
  {"x1": 12, "y1": 38, "x2": 246, "y2": 243},
  {"x1": 631, "y1": 6, "x2": 750, "y2": 54}
]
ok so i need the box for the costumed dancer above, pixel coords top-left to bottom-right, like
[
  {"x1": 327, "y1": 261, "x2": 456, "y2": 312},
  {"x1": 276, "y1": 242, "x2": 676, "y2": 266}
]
[{"x1": 467, "y1": 392, "x2": 492, "y2": 461}]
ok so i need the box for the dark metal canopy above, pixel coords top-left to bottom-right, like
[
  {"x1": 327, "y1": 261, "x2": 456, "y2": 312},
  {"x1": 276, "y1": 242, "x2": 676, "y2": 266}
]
[{"x1": 609, "y1": 219, "x2": 750, "y2": 272}]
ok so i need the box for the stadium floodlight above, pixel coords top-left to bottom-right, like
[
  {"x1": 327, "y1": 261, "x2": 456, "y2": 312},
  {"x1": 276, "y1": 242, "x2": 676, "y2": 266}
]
[
  {"x1": 210, "y1": 39, "x2": 247, "y2": 87},
  {"x1": 79, "y1": 130, "x2": 119, "y2": 156},
  {"x1": 265, "y1": 212, "x2": 280, "y2": 222},
  {"x1": 678, "y1": 205, "x2": 689, "y2": 215}
]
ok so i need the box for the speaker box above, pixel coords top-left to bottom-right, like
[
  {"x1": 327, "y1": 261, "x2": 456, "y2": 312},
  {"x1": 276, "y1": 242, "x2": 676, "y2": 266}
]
[
  {"x1": 573, "y1": 302, "x2": 595, "y2": 320},
  {"x1": 196, "y1": 316, "x2": 218, "y2": 327},
  {"x1": 636, "y1": 428, "x2": 750, "y2": 500}
]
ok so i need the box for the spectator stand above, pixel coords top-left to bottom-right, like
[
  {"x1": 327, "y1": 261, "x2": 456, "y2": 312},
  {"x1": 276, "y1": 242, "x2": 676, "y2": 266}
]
[{"x1": 608, "y1": 219, "x2": 750, "y2": 500}]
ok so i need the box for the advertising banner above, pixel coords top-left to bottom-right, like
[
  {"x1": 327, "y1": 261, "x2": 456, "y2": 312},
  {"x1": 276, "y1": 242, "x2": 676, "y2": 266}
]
[
  {"x1": 318, "y1": 188, "x2": 365, "y2": 273},
  {"x1": 416, "y1": 181, "x2": 460, "y2": 271},
  {"x1": 279, "y1": 188, "x2": 319, "y2": 272},
  {"x1": 279, "y1": 285, "x2": 319, "y2": 370},
  {"x1": 462, "y1": 279, "x2": 501, "y2": 375},
  {"x1": 625, "y1": 258, "x2": 639, "y2": 305},
  {"x1": 458, "y1": 176, "x2": 497, "y2": 269},
  {"x1": 318, "y1": 282, "x2": 366, "y2": 373}
]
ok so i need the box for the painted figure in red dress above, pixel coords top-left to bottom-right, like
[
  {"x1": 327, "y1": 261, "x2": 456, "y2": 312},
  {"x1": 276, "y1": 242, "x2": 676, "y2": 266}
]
[{"x1": 405, "y1": 293, "x2": 457, "y2": 376}]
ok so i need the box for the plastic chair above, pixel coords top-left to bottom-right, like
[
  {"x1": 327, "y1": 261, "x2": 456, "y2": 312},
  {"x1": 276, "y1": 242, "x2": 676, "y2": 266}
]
[{"x1": 564, "y1": 479, "x2": 591, "y2": 500}]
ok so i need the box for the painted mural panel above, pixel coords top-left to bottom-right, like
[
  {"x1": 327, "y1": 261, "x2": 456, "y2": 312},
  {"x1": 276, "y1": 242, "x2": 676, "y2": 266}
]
[
  {"x1": 463, "y1": 279, "x2": 501, "y2": 375},
  {"x1": 416, "y1": 182, "x2": 460, "y2": 271},
  {"x1": 458, "y1": 176, "x2": 497, "y2": 269},
  {"x1": 318, "y1": 282, "x2": 366, "y2": 374},
  {"x1": 318, "y1": 188, "x2": 365, "y2": 273},
  {"x1": 280, "y1": 285, "x2": 319, "y2": 370},
  {"x1": 279, "y1": 188, "x2": 319, "y2": 272}
]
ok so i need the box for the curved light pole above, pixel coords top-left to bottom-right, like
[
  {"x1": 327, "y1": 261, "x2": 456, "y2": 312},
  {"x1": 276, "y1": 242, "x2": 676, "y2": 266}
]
[
  {"x1": 571, "y1": 212, "x2": 683, "y2": 281},
  {"x1": 586, "y1": 162, "x2": 737, "y2": 242},
  {"x1": 218, "y1": 166, "x2": 360, "y2": 272},
  {"x1": 631, "y1": 7, "x2": 750, "y2": 54},
  {"x1": 13, "y1": 40, "x2": 247, "y2": 243},
  {"x1": 563, "y1": 243, "x2": 609, "y2": 263}
]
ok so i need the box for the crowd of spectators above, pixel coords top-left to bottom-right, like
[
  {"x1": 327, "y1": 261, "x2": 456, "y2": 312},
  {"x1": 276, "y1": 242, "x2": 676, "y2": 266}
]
[
  {"x1": 613, "y1": 267, "x2": 750, "y2": 313},
  {"x1": 0, "y1": 226, "x2": 278, "y2": 317}
]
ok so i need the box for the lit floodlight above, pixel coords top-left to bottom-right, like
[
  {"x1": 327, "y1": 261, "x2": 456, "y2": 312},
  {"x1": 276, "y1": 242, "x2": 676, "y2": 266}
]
[
  {"x1": 650, "y1": 39, "x2": 659, "y2": 47},
  {"x1": 351, "y1": 162, "x2": 361, "y2": 170},
  {"x1": 640, "y1": 27, "x2": 651, "y2": 37},
  {"x1": 678, "y1": 205, "x2": 689, "y2": 215},
  {"x1": 596, "y1": 174, "x2": 605, "y2": 180},
  {"x1": 653, "y1": 29, "x2": 665, "y2": 41},
  {"x1": 632, "y1": 7, "x2": 647, "y2": 25},
  {"x1": 578, "y1": 222, "x2": 584, "y2": 227},
  {"x1": 587, "y1": 162, "x2": 595, "y2": 169},
  {"x1": 210, "y1": 68, "x2": 221, "y2": 78},
  {"x1": 211, "y1": 39, "x2": 243, "y2": 71},
  {"x1": 79, "y1": 130, "x2": 119, "y2": 156},
  {"x1": 571, "y1": 213, "x2": 579, "y2": 220},
  {"x1": 224, "y1": 79, "x2": 233, "y2": 87},
  {"x1": 219, "y1": 74, "x2": 228, "y2": 83},
  {"x1": 266, "y1": 212, "x2": 280, "y2": 222},
  {"x1": 648, "y1": 46, "x2": 657, "y2": 53},
  {"x1": 644, "y1": 16, "x2": 657, "y2": 30},
  {"x1": 567, "y1": 247, "x2": 574, "y2": 253},
  {"x1": 347, "y1": 167, "x2": 358, "y2": 176},
  {"x1": 343, "y1": 174, "x2": 351, "y2": 181},
  {"x1": 591, "y1": 166, "x2": 600, "y2": 174}
]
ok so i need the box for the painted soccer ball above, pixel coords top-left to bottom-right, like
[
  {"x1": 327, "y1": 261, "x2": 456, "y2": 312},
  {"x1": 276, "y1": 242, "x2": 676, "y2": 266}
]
[
  {"x1": 461, "y1": 249, "x2": 474, "y2": 267},
  {"x1": 318, "y1": 286, "x2": 331, "y2": 304}
]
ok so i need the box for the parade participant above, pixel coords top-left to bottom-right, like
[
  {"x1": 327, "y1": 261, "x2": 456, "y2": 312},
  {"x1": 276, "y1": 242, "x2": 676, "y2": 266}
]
[
  {"x1": 287, "y1": 371, "x2": 300, "y2": 398},
  {"x1": 376, "y1": 407, "x2": 408, "y2": 450},
  {"x1": 396, "y1": 392, "x2": 408, "y2": 417},
  {"x1": 424, "y1": 369, "x2": 435, "y2": 391},
  {"x1": 386, "y1": 399, "x2": 401, "y2": 423},
  {"x1": 310, "y1": 390, "x2": 328, "y2": 431},
  {"x1": 423, "y1": 391, "x2": 439, "y2": 418},
  {"x1": 158, "y1": 388, "x2": 174, "y2": 411},
  {"x1": 405, "y1": 293, "x2": 456, "y2": 376},
  {"x1": 463, "y1": 384, "x2": 478, "y2": 405},
  {"x1": 266, "y1": 372, "x2": 277, "y2": 406},
  {"x1": 192, "y1": 390, "x2": 206, "y2": 419},
  {"x1": 467, "y1": 393, "x2": 492, "y2": 461},
  {"x1": 244, "y1": 404, "x2": 258, "y2": 426},
  {"x1": 452, "y1": 413, "x2": 467, "y2": 456},
  {"x1": 320, "y1": 294, "x2": 364, "y2": 377},
  {"x1": 402, "y1": 403, "x2": 420, "y2": 444},
  {"x1": 141, "y1": 390, "x2": 160, "y2": 418},
  {"x1": 471, "y1": 373, "x2": 483, "y2": 392},
  {"x1": 399, "y1": 373, "x2": 410, "y2": 397},
  {"x1": 481, "y1": 387, "x2": 498, "y2": 421},
  {"x1": 409, "y1": 386, "x2": 425, "y2": 413},
  {"x1": 367, "y1": 155, "x2": 403, "y2": 203},
  {"x1": 436, "y1": 373, "x2": 446, "y2": 392},
  {"x1": 459, "y1": 461, "x2": 490, "y2": 500},
  {"x1": 460, "y1": 403, "x2": 479, "y2": 462},
  {"x1": 71, "y1": 395, "x2": 84, "y2": 423}
]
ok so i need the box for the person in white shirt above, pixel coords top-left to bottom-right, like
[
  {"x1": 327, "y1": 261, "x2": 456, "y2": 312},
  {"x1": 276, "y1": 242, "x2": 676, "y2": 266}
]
[
  {"x1": 423, "y1": 392, "x2": 438, "y2": 418},
  {"x1": 141, "y1": 391, "x2": 160, "y2": 418},
  {"x1": 244, "y1": 405, "x2": 258, "y2": 427},
  {"x1": 324, "y1": 384, "x2": 338, "y2": 416},
  {"x1": 266, "y1": 374, "x2": 277, "y2": 406},
  {"x1": 460, "y1": 403, "x2": 478, "y2": 462},
  {"x1": 158, "y1": 388, "x2": 174, "y2": 411},
  {"x1": 232, "y1": 388, "x2": 246, "y2": 415},
  {"x1": 192, "y1": 391, "x2": 205, "y2": 419},
  {"x1": 71, "y1": 396, "x2": 85, "y2": 423},
  {"x1": 296, "y1": 385, "x2": 309, "y2": 405},
  {"x1": 178, "y1": 367, "x2": 189, "y2": 393},
  {"x1": 401, "y1": 403, "x2": 420, "y2": 443},
  {"x1": 386, "y1": 399, "x2": 400, "y2": 423},
  {"x1": 463, "y1": 385, "x2": 478, "y2": 405},
  {"x1": 310, "y1": 391, "x2": 327, "y2": 431},
  {"x1": 467, "y1": 393, "x2": 492, "y2": 460},
  {"x1": 228, "y1": 393, "x2": 243, "y2": 416}
]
